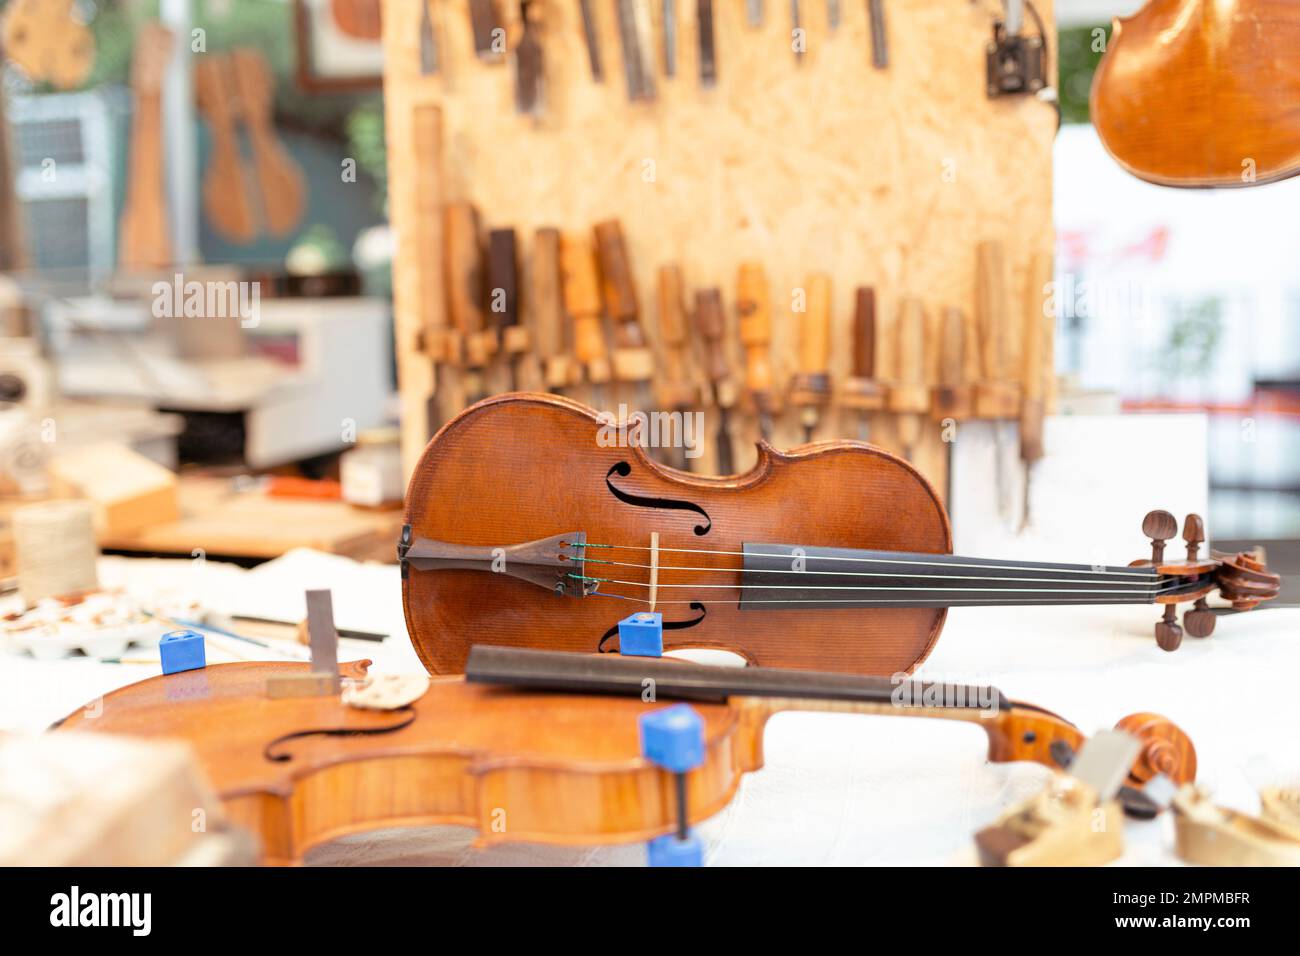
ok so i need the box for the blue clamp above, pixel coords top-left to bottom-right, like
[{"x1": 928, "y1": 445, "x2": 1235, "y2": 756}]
[
  {"x1": 617, "y1": 611, "x2": 663, "y2": 657},
  {"x1": 159, "y1": 629, "x2": 206, "y2": 675},
  {"x1": 647, "y1": 832, "x2": 704, "y2": 867},
  {"x1": 640, "y1": 705, "x2": 706, "y2": 868},
  {"x1": 639, "y1": 703, "x2": 705, "y2": 772}
]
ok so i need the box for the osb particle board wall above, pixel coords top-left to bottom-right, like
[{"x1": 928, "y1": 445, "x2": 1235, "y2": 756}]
[{"x1": 383, "y1": 0, "x2": 1056, "y2": 485}]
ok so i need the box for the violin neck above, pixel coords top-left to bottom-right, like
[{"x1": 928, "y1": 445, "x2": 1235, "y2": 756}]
[{"x1": 739, "y1": 544, "x2": 1166, "y2": 610}]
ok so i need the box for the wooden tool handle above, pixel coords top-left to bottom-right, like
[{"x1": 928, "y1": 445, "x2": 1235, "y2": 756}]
[
  {"x1": 799, "y1": 274, "x2": 832, "y2": 375},
  {"x1": 975, "y1": 240, "x2": 1008, "y2": 381},
  {"x1": 532, "y1": 228, "x2": 564, "y2": 360},
  {"x1": 1020, "y1": 252, "x2": 1049, "y2": 462},
  {"x1": 560, "y1": 235, "x2": 609, "y2": 374},
  {"x1": 895, "y1": 298, "x2": 926, "y2": 386},
  {"x1": 593, "y1": 219, "x2": 639, "y2": 332},
  {"x1": 737, "y1": 263, "x2": 773, "y2": 393},
  {"x1": 412, "y1": 105, "x2": 447, "y2": 359},
  {"x1": 657, "y1": 264, "x2": 688, "y2": 349},
  {"x1": 695, "y1": 288, "x2": 729, "y2": 385},
  {"x1": 852, "y1": 287, "x2": 877, "y2": 380},
  {"x1": 443, "y1": 201, "x2": 486, "y2": 341},
  {"x1": 488, "y1": 228, "x2": 519, "y2": 327},
  {"x1": 938, "y1": 306, "x2": 965, "y2": 387}
]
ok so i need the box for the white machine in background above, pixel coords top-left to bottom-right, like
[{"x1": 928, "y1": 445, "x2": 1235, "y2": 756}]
[{"x1": 44, "y1": 295, "x2": 392, "y2": 468}]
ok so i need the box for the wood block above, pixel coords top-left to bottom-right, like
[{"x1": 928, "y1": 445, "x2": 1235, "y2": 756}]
[
  {"x1": 840, "y1": 377, "x2": 887, "y2": 412},
  {"x1": 931, "y1": 384, "x2": 975, "y2": 421},
  {"x1": 49, "y1": 442, "x2": 179, "y2": 536},
  {"x1": 611, "y1": 346, "x2": 655, "y2": 383},
  {"x1": 0, "y1": 732, "x2": 230, "y2": 866}
]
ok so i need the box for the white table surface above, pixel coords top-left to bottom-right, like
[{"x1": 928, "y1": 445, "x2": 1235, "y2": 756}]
[{"x1": 2, "y1": 552, "x2": 1294, "y2": 866}]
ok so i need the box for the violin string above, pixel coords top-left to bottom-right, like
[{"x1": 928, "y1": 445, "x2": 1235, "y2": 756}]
[
  {"x1": 585, "y1": 592, "x2": 1179, "y2": 607},
  {"x1": 572, "y1": 542, "x2": 1158, "y2": 579},
  {"x1": 570, "y1": 573, "x2": 1185, "y2": 598},
  {"x1": 578, "y1": 555, "x2": 1158, "y2": 587}
]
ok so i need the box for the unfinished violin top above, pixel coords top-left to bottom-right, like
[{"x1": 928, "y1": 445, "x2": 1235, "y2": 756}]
[
  {"x1": 55, "y1": 650, "x2": 1196, "y2": 864},
  {"x1": 400, "y1": 393, "x2": 1278, "y2": 676},
  {"x1": 1091, "y1": 0, "x2": 1300, "y2": 187}
]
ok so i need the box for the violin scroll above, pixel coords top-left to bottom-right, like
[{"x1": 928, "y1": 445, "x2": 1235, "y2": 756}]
[{"x1": 1114, "y1": 712, "x2": 1197, "y2": 787}]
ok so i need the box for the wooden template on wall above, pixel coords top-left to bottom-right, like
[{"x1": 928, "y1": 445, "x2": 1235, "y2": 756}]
[{"x1": 295, "y1": 0, "x2": 384, "y2": 92}]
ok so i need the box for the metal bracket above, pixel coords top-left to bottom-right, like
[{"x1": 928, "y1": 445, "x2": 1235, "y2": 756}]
[{"x1": 986, "y1": 20, "x2": 1045, "y2": 98}]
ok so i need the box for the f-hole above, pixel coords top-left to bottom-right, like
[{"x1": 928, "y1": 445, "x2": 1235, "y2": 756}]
[
  {"x1": 605, "y1": 462, "x2": 712, "y2": 536},
  {"x1": 598, "y1": 602, "x2": 708, "y2": 653}
]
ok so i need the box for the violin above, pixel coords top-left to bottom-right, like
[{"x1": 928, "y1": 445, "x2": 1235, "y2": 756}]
[
  {"x1": 55, "y1": 650, "x2": 1196, "y2": 864},
  {"x1": 1091, "y1": 0, "x2": 1300, "y2": 187},
  {"x1": 400, "y1": 394, "x2": 1278, "y2": 675}
]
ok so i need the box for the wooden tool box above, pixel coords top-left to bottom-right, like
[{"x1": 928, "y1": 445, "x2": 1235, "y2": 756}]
[{"x1": 383, "y1": 1, "x2": 1057, "y2": 493}]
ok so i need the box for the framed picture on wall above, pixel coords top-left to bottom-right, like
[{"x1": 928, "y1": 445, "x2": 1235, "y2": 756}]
[{"x1": 294, "y1": 0, "x2": 384, "y2": 92}]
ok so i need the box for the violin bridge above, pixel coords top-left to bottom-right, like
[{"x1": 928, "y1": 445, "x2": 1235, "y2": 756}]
[{"x1": 399, "y1": 527, "x2": 590, "y2": 597}]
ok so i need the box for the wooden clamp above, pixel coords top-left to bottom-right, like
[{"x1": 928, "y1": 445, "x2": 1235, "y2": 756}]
[{"x1": 972, "y1": 239, "x2": 1020, "y2": 419}]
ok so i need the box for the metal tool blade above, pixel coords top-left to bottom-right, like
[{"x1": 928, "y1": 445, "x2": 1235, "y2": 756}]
[
  {"x1": 698, "y1": 0, "x2": 717, "y2": 86},
  {"x1": 419, "y1": 0, "x2": 439, "y2": 74},
  {"x1": 579, "y1": 0, "x2": 604, "y2": 80},
  {"x1": 746, "y1": 0, "x2": 764, "y2": 27},
  {"x1": 1067, "y1": 730, "x2": 1142, "y2": 802},
  {"x1": 305, "y1": 589, "x2": 340, "y2": 680},
  {"x1": 662, "y1": 0, "x2": 677, "y2": 76},
  {"x1": 827, "y1": 0, "x2": 840, "y2": 29},
  {"x1": 515, "y1": 0, "x2": 544, "y2": 115},
  {"x1": 469, "y1": 0, "x2": 502, "y2": 60},
  {"x1": 791, "y1": 0, "x2": 803, "y2": 61},
  {"x1": 868, "y1": 0, "x2": 888, "y2": 68},
  {"x1": 615, "y1": 0, "x2": 656, "y2": 100}
]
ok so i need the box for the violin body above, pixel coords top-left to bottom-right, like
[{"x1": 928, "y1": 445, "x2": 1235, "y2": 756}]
[
  {"x1": 56, "y1": 659, "x2": 1193, "y2": 864},
  {"x1": 1091, "y1": 0, "x2": 1300, "y2": 187},
  {"x1": 403, "y1": 393, "x2": 950, "y2": 676}
]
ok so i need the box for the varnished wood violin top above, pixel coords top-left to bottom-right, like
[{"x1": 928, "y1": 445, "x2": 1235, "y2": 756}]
[
  {"x1": 55, "y1": 654, "x2": 1196, "y2": 864},
  {"x1": 1091, "y1": 0, "x2": 1300, "y2": 187}
]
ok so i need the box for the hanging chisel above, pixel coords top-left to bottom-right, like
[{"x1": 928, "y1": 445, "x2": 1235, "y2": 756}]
[
  {"x1": 867, "y1": 0, "x2": 888, "y2": 68},
  {"x1": 594, "y1": 219, "x2": 655, "y2": 414},
  {"x1": 698, "y1": 0, "x2": 717, "y2": 86},
  {"x1": 887, "y1": 297, "x2": 929, "y2": 463},
  {"x1": 488, "y1": 228, "x2": 525, "y2": 391},
  {"x1": 746, "y1": 0, "x2": 764, "y2": 27},
  {"x1": 656, "y1": 264, "x2": 699, "y2": 471},
  {"x1": 695, "y1": 288, "x2": 735, "y2": 474},
  {"x1": 930, "y1": 305, "x2": 975, "y2": 426},
  {"x1": 1019, "y1": 253, "x2": 1051, "y2": 532},
  {"x1": 469, "y1": 0, "x2": 504, "y2": 61},
  {"x1": 532, "y1": 227, "x2": 576, "y2": 394},
  {"x1": 515, "y1": 0, "x2": 544, "y2": 115},
  {"x1": 560, "y1": 234, "x2": 612, "y2": 408},
  {"x1": 444, "y1": 201, "x2": 492, "y2": 405},
  {"x1": 827, "y1": 0, "x2": 841, "y2": 30},
  {"x1": 615, "y1": 0, "x2": 657, "y2": 101},
  {"x1": 974, "y1": 240, "x2": 1021, "y2": 522},
  {"x1": 842, "y1": 287, "x2": 886, "y2": 442},
  {"x1": 737, "y1": 263, "x2": 777, "y2": 443},
  {"x1": 419, "y1": 0, "x2": 439, "y2": 75},
  {"x1": 579, "y1": 0, "x2": 604, "y2": 81},
  {"x1": 790, "y1": 273, "x2": 832, "y2": 444}
]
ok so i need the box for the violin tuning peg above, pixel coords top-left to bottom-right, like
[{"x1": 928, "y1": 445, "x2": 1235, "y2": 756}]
[
  {"x1": 1154, "y1": 604, "x2": 1183, "y2": 652},
  {"x1": 1182, "y1": 513, "x2": 1205, "y2": 562},
  {"x1": 1184, "y1": 597, "x2": 1216, "y2": 639},
  {"x1": 1142, "y1": 510, "x2": 1177, "y2": 564}
]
